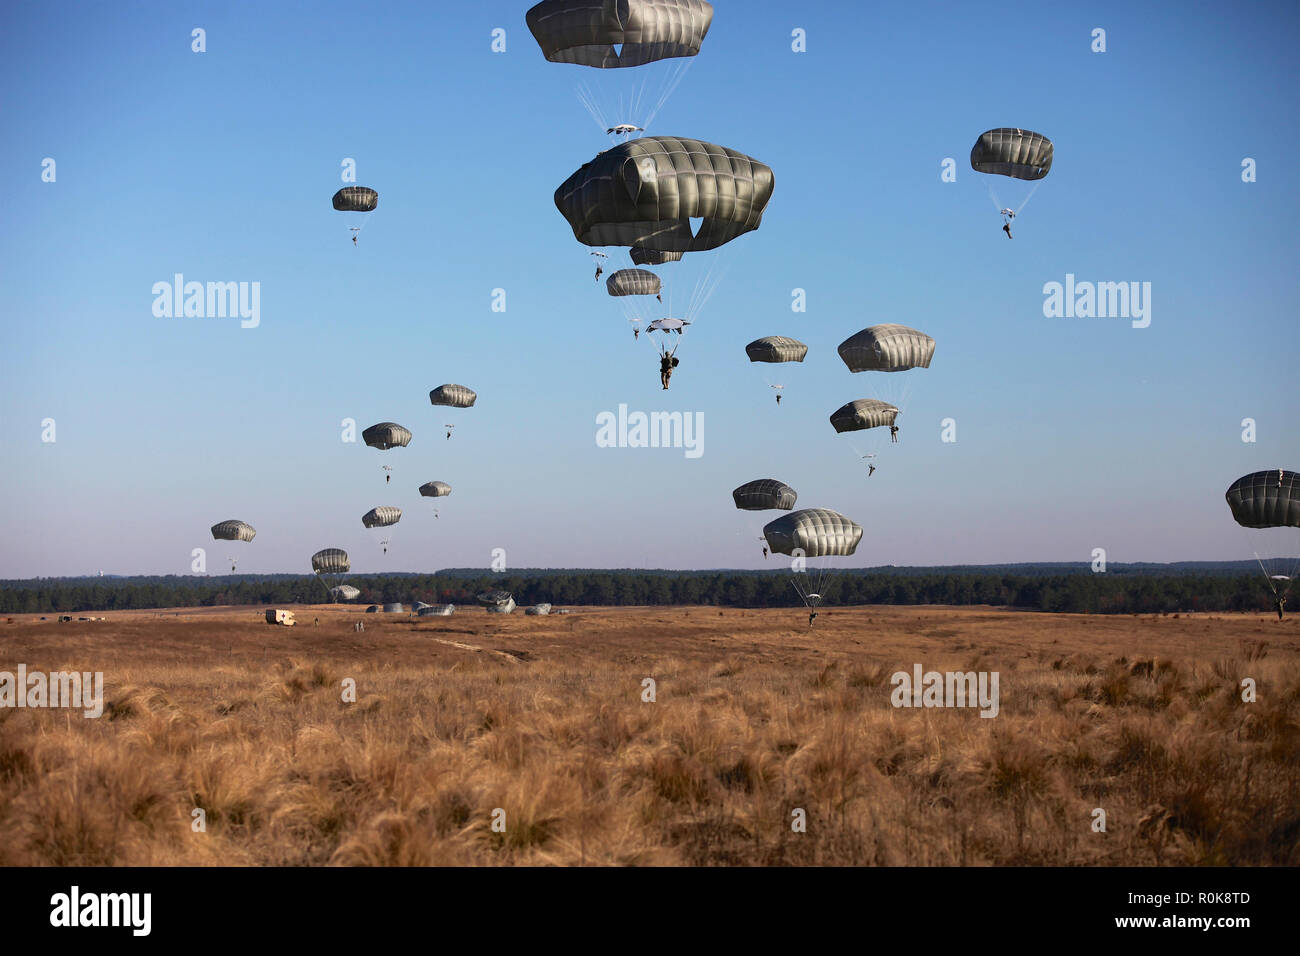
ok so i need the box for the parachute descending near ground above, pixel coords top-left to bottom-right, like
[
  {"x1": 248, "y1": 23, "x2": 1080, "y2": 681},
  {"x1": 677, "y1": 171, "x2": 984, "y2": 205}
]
[
  {"x1": 838, "y1": 325, "x2": 935, "y2": 373},
  {"x1": 830, "y1": 399, "x2": 899, "y2": 433},
  {"x1": 1226, "y1": 470, "x2": 1300, "y2": 612},
  {"x1": 419, "y1": 481, "x2": 452, "y2": 498},
  {"x1": 606, "y1": 269, "x2": 662, "y2": 298},
  {"x1": 312, "y1": 549, "x2": 350, "y2": 574},
  {"x1": 763, "y1": 508, "x2": 863, "y2": 612},
  {"x1": 211, "y1": 520, "x2": 255, "y2": 571},
  {"x1": 210, "y1": 520, "x2": 255, "y2": 542},
  {"x1": 764, "y1": 508, "x2": 862, "y2": 558},
  {"x1": 555, "y1": 136, "x2": 774, "y2": 253},
  {"x1": 732, "y1": 479, "x2": 797, "y2": 512},
  {"x1": 329, "y1": 585, "x2": 361, "y2": 602},
  {"x1": 361, "y1": 507, "x2": 402, "y2": 529},
  {"x1": 526, "y1": 0, "x2": 714, "y2": 68},
  {"x1": 1227, "y1": 471, "x2": 1300, "y2": 528},
  {"x1": 362, "y1": 423, "x2": 411, "y2": 450},
  {"x1": 312, "y1": 548, "x2": 351, "y2": 598},
  {"x1": 970, "y1": 129, "x2": 1053, "y2": 181},
  {"x1": 746, "y1": 336, "x2": 808, "y2": 364},
  {"x1": 429, "y1": 385, "x2": 477, "y2": 408}
]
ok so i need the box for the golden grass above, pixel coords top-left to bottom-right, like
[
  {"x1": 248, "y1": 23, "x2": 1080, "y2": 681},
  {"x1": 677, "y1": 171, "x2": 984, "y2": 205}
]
[{"x1": 0, "y1": 604, "x2": 1297, "y2": 865}]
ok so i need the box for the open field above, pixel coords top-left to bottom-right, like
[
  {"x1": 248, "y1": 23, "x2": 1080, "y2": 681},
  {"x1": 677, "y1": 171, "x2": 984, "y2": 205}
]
[{"x1": 1, "y1": 604, "x2": 1297, "y2": 866}]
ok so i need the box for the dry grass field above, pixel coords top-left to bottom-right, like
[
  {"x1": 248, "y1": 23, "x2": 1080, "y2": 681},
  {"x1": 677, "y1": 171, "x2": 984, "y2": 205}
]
[{"x1": 1, "y1": 604, "x2": 1297, "y2": 866}]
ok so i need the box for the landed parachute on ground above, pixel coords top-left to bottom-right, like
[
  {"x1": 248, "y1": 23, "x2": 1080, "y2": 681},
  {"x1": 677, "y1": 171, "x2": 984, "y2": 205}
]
[
  {"x1": 332, "y1": 186, "x2": 378, "y2": 211},
  {"x1": 631, "y1": 246, "x2": 683, "y2": 265},
  {"x1": 362, "y1": 422, "x2": 411, "y2": 450},
  {"x1": 830, "y1": 399, "x2": 899, "y2": 433},
  {"x1": 555, "y1": 136, "x2": 774, "y2": 253},
  {"x1": 429, "y1": 384, "x2": 477, "y2": 408},
  {"x1": 419, "y1": 481, "x2": 452, "y2": 498},
  {"x1": 746, "y1": 336, "x2": 808, "y2": 364},
  {"x1": 838, "y1": 325, "x2": 935, "y2": 373},
  {"x1": 970, "y1": 129, "x2": 1053, "y2": 181},
  {"x1": 732, "y1": 479, "x2": 797, "y2": 512},
  {"x1": 210, "y1": 520, "x2": 255, "y2": 542},
  {"x1": 607, "y1": 269, "x2": 662, "y2": 297},
  {"x1": 362, "y1": 506, "x2": 401, "y2": 529},
  {"x1": 526, "y1": 0, "x2": 714, "y2": 68}
]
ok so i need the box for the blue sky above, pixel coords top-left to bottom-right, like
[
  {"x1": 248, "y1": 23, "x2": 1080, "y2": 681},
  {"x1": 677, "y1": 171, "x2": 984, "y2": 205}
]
[{"x1": 1, "y1": 0, "x2": 1296, "y2": 577}]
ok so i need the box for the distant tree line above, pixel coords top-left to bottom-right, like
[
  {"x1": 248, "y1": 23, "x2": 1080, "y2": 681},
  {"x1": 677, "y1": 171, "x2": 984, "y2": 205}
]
[{"x1": 0, "y1": 569, "x2": 1280, "y2": 615}]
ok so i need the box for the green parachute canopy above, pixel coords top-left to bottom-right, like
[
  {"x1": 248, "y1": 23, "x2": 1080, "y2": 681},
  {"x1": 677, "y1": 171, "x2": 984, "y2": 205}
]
[
  {"x1": 555, "y1": 136, "x2": 774, "y2": 252},
  {"x1": 970, "y1": 128, "x2": 1053, "y2": 181},
  {"x1": 526, "y1": 0, "x2": 714, "y2": 69}
]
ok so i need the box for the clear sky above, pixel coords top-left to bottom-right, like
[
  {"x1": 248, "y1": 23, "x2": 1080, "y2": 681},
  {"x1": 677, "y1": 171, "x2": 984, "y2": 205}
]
[{"x1": 1, "y1": 0, "x2": 1296, "y2": 578}]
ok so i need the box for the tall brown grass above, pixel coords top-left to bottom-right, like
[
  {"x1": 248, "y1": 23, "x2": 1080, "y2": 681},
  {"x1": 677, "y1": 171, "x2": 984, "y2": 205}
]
[{"x1": 1, "y1": 607, "x2": 1296, "y2": 865}]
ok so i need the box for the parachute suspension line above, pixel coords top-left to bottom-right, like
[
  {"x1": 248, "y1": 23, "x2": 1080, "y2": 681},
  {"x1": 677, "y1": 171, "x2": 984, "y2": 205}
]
[
  {"x1": 1014, "y1": 180, "x2": 1043, "y2": 217},
  {"x1": 644, "y1": 58, "x2": 695, "y2": 130},
  {"x1": 575, "y1": 82, "x2": 612, "y2": 136},
  {"x1": 985, "y1": 179, "x2": 1004, "y2": 215}
]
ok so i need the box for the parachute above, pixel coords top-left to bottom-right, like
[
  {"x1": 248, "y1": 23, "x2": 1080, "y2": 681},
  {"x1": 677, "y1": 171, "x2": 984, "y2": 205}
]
[
  {"x1": 311, "y1": 548, "x2": 350, "y2": 574},
  {"x1": 210, "y1": 520, "x2": 255, "y2": 542},
  {"x1": 332, "y1": 187, "x2": 378, "y2": 244},
  {"x1": 830, "y1": 399, "x2": 899, "y2": 433},
  {"x1": 418, "y1": 604, "x2": 456, "y2": 617},
  {"x1": 763, "y1": 508, "x2": 863, "y2": 611},
  {"x1": 362, "y1": 422, "x2": 412, "y2": 450},
  {"x1": 732, "y1": 479, "x2": 797, "y2": 511},
  {"x1": 971, "y1": 128, "x2": 1052, "y2": 225},
  {"x1": 526, "y1": 0, "x2": 714, "y2": 137},
  {"x1": 477, "y1": 590, "x2": 516, "y2": 614},
  {"x1": 329, "y1": 585, "x2": 361, "y2": 602},
  {"x1": 429, "y1": 384, "x2": 477, "y2": 408},
  {"x1": 419, "y1": 481, "x2": 452, "y2": 498},
  {"x1": 361, "y1": 506, "x2": 402, "y2": 529},
  {"x1": 606, "y1": 268, "x2": 662, "y2": 297},
  {"x1": 746, "y1": 336, "x2": 808, "y2": 364},
  {"x1": 554, "y1": 136, "x2": 774, "y2": 253},
  {"x1": 312, "y1": 548, "x2": 351, "y2": 598},
  {"x1": 764, "y1": 508, "x2": 862, "y2": 558},
  {"x1": 211, "y1": 519, "x2": 255, "y2": 572},
  {"x1": 526, "y1": 0, "x2": 714, "y2": 68},
  {"x1": 332, "y1": 187, "x2": 378, "y2": 211},
  {"x1": 631, "y1": 246, "x2": 683, "y2": 265},
  {"x1": 645, "y1": 317, "x2": 689, "y2": 334},
  {"x1": 838, "y1": 325, "x2": 934, "y2": 373},
  {"x1": 970, "y1": 129, "x2": 1053, "y2": 181},
  {"x1": 1226, "y1": 470, "x2": 1300, "y2": 610}
]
